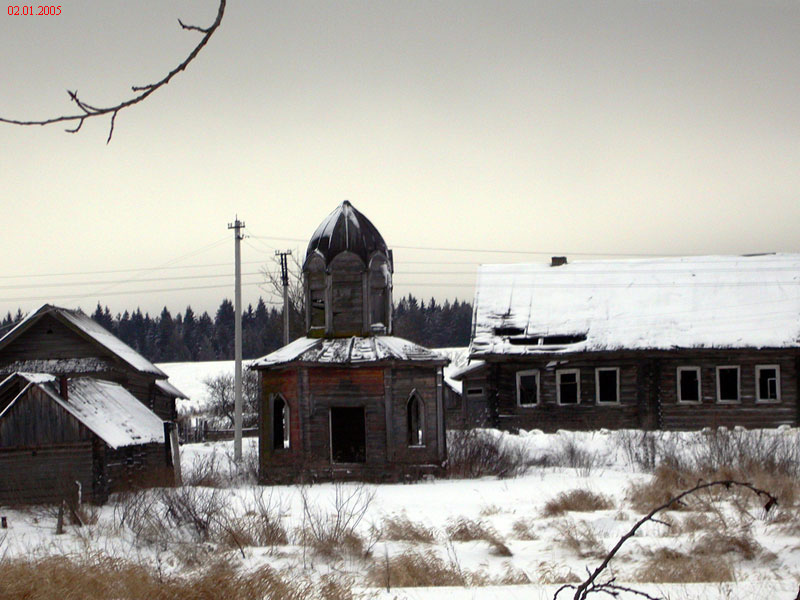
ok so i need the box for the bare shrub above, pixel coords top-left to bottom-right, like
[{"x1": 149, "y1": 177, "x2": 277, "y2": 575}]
[
  {"x1": 446, "y1": 516, "x2": 511, "y2": 556},
  {"x1": 446, "y1": 429, "x2": 530, "y2": 478},
  {"x1": 202, "y1": 370, "x2": 260, "y2": 428},
  {"x1": 297, "y1": 482, "x2": 376, "y2": 560},
  {"x1": 182, "y1": 450, "x2": 229, "y2": 488},
  {"x1": 554, "y1": 438, "x2": 599, "y2": 477},
  {"x1": 615, "y1": 429, "x2": 662, "y2": 472},
  {"x1": 511, "y1": 517, "x2": 539, "y2": 540},
  {"x1": 367, "y1": 549, "x2": 486, "y2": 587},
  {"x1": 0, "y1": 553, "x2": 348, "y2": 600},
  {"x1": 498, "y1": 564, "x2": 531, "y2": 584},
  {"x1": 635, "y1": 547, "x2": 734, "y2": 583},
  {"x1": 542, "y1": 489, "x2": 613, "y2": 517},
  {"x1": 379, "y1": 513, "x2": 436, "y2": 543},
  {"x1": 553, "y1": 518, "x2": 606, "y2": 559}
]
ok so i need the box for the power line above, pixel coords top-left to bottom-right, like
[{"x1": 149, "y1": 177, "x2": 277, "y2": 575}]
[{"x1": 0, "y1": 260, "x2": 267, "y2": 280}]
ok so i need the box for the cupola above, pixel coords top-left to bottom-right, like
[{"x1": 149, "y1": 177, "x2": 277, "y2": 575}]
[{"x1": 303, "y1": 201, "x2": 393, "y2": 337}]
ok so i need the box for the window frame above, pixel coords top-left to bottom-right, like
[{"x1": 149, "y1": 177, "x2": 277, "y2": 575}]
[
  {"x1": 677, "y1": 366, "x2": 702, "y2": 404},
  {"x1": 407, "y1": 392, "x2": 426, "y2": 447},
  {"x1": 595, "y1": 367, "x2": 620, "y2": 405},
  {"x1": 716, "y1": 366, "x2": 741, "y2": 404},
  {"x1": 515, "y1": 369, "x2": 540, "y2": 407},
  {"x1": 270, "y1": 393, "x2": 290, "y2": 450},
  {"x1": 755, "y1": 364, "x2": 781, "y2": 403},
  {"x1": 556, "y1": 368, "x2": 581, "y2": 406}
]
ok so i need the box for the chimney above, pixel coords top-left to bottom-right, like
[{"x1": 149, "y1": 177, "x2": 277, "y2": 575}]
[
  {"x1": 59, "y1": 376, "x2": 68, "y2": 400},
  {"x1": 551, "y1": 256, "x2": 567, "y2": 267}
]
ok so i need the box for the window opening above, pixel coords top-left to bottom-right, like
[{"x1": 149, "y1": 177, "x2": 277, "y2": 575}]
[
  {"x1": 272, "y1": 395, "x2": 290, "y2": 450},
  {"x1": 595, "y1": 368, "x2": 619, "y2": 404},
  {"x1": 516, "y1": 370, "x2": 539, "y2": 406},
  {"x1": 407, "y1": 394, "x2": 425, "y2": 446},
  {"x1": 717, "y1": 366, "x2": 740, "y2": 402},
  {"x1": 677, "y1": 367, "x2": 701, "y2": 403},
  {"x1": 330, "y1": 407, "x2": 366, "y2": 463},
  {"x1": 369, "y1": 259, "x2": 390, "y2": 330},
  {"x1": 557, "y1": 369, "x2": 580, "y2": 405},
  {"x1": 756, "y1": 365, "x2": 780, "y2": 402}
]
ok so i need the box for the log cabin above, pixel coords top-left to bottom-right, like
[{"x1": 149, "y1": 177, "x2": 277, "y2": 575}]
[
  {"x1": 0, "y1": 373, "x2": 172, "y2": 504},
  {"x1": 251, "y1": 201, "x2": 449, "y2": 482},
  {"x1": 0, "y1": 305, "x2": 186, "y2": 503},
  {"x1": 454, "y1": 255, "x2": 800, "y2": 432}
]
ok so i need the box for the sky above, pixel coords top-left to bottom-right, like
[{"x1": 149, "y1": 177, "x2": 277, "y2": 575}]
[{"x1": 1, "y1": 1, "x2": 799, "y2": 320}]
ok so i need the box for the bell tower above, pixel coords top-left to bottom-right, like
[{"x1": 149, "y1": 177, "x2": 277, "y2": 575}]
[{"x1": 303, "y1": 201, "x2": 393, "y2": 338}]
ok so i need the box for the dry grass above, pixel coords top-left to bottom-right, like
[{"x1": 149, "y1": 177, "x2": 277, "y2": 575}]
[
  {"x1": 635, "y1": 547, "x2": 735, "y2": 583},
  {"x1": 367, "y1": 549, "x2": 485, "y2": 587},
  {"x1": 553, "y1": 518, "x2": 606, "y2": 559},
  {"x1": 510, "y1": 517, "x2": 539, "y2": 540},
  {"x1": 534, "y1": 561, "x2": 581, "y2": 584},
  {"x1": 446, "y1": 516, "x2": 512, "y2": 556},
  {"x1": 379, "y1": 514, "x2": 436, "y2": 544},
  {"x1": 0, "y1": 554, "x2": 352, "y2": 600},
  {"x1": 542, "y1": 488, "x2": 613, "y2": 517},
  {"x1": 692, "y1": 530, "x2": 768, "y2": 562},
  {"x1": 626, "y1": 465, "x2": 699, "y2": 513}
]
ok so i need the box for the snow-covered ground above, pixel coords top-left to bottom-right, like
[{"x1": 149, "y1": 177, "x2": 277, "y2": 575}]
[{"x1": 2, "y1": 429, "x2": 800, "y2": 599}]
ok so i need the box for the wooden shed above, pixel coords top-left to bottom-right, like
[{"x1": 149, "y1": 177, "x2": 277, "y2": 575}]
[
  {"x1": 455, "y1": 255, "x2": 800, "y2": 432},
  {"x1": 252, "y1": 201, "x2": 449, "y2": 482},
  {"x1": 0, "y1": 373, "x2": 171, "y2": 505}
]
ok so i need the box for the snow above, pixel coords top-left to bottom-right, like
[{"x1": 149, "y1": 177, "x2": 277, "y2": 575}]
[
  {"x1": 250, "y1": 335, "x2": 449, "y2": 368},
  {"x1": 2, "y1": 429, "x2": 800, "y2": 599},
  {"x1": 29, "y1": 375, "x2": 166, "y2": 448},
  {"x1": 471, "y1": 254, "x2": 800, "y2": 355}
]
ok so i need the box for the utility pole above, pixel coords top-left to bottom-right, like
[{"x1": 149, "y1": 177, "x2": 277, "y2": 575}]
[
  {"x1": 275, "y1": 250, "x2": 292, "y2": 345},
  {"x1": 228, "y1": 217, "x2": 245, "y2": 462}
]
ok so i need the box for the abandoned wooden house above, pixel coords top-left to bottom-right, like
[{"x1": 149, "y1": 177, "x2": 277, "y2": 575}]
[
  {"x1": 0, "y1": 304, "x2": 186, "y2": 503},
  {"x1": 454, "y1": 254, "x2": 800, "y2": 432},
  {"x1": 251, "y1": 200, "x2": 449, "y2": 481},
  {"x1": 0, "y1": 373, "x2": 172, "y2": 504}
]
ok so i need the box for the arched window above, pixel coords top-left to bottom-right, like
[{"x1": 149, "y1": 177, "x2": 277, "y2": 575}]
[
  {"x1": 306, "y1": 258, "x2": 327, "y2": 331},
  {"x1": 407, "y1": 393, "x2": 425, "y2": 447},
  {"x1": 272, "y1": 394, "x2": 290, "y2": 450},
  {"x1": 369, "y1": 256, "x2": 390, "y2": 332}
]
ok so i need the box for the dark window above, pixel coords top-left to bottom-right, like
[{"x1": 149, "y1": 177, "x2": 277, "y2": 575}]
[
  {"x1": 272, "y1": 395, "x2": 289, "y2": 450},
  {"x1": 310, "y1": 289, "x2": 325, "y2": 328},
  {"x1": 678, "y1": 368, "x2": 700, "y2": 402},
  {"x1": 558, "y1": 370, "x2": 579, "y2": 405},
  {"x1": 717, "y1": 367, "x2": 740, "y2": 402},
  {"x1": 758, "y1": 367, "x2": 779, "y2": 401},
  {"x1": 466, "y1": 387, "x2": 484, "y2": 397},
  {"x1": 407, "y1": 394, "x2": 425, "y2": 446},
  {"x1": 596, "y1": 369, "x2": 618, "y2": 403},
  {"x1": 516, "y1": 371, "x2": 539, "y2": 406},
  {"x1": 330, "y1": 407, "x2": 366, "y2": 463}
]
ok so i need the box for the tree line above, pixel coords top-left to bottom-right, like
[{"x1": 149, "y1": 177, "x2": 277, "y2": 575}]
[{"x1": 0, "y1": 295, "x2": 472, "y2": 363}]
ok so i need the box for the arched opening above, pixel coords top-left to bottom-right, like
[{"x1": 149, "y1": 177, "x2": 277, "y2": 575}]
[
  {"x1": 272, "y1": 394, "x2": 290, "y2": 450},
  {"x1": 306, "y1": 258, "x2": 327, "y2": 332},
  {"x1": 369, "y1": 255, "x2": 391, "y2": 333},
  {"x1": 407, "y1": 393, "x2": 425, "y2": 447}
]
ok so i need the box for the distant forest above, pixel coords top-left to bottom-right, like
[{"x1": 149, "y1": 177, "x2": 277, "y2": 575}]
[{"x1": 0, "y1": 295, "x2": 472, "y2": 362}]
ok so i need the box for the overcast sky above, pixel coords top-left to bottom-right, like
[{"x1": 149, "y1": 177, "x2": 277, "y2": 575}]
[{"x1": 2, "y1": 1, "x2": 799, "y2": 320}]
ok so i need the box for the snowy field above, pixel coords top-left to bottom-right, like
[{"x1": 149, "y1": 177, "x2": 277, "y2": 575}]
[{"x1": 3, "y1": 428, "x2": 800, "y2": 599}]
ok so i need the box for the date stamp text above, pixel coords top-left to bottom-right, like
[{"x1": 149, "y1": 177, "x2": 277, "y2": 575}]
[{"x1": 8, "y1": 5, "x2": 62, "y2": 15}]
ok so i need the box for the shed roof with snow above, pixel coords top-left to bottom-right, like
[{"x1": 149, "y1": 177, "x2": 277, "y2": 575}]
[
  {"x1": 0, "y1": 373, "x2": 166, "y2": 449},
  {"x1": 470, "y1": 254, "x2": 800, "y2": 356}
]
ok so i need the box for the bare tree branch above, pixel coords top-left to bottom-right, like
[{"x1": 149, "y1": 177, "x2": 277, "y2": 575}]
[
  {"x1": 554, "y1": 479, "x2": 777, "y2": 600},
  {"x1": 0, "y1": 0, "x2": 226, "y2": 143}
]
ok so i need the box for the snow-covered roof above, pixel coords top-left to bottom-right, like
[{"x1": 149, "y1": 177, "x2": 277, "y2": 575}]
[
  {"x1": 251, "y1": 335, "x2": 449, "y2": 368},
  {"x1": 0, "y1": 304, "x2": 166, "y2": 377},
  {"x1": 471, "y1": 254, "x2": 800, "y2": 356},
  {"x1": 6, "y1": 373, "x2": 166, "y2": 449},
  {"x1": 436, "y1": 347, "x2": 469, "y2": 393},
  {"x1": 155, "y1": 378, "x2": 188, "y2": 399}
]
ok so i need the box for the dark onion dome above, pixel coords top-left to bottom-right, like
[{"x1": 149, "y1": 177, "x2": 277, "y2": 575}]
[{"x1": 305, "y1": 200, "x2": 390, "y2": 267}]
